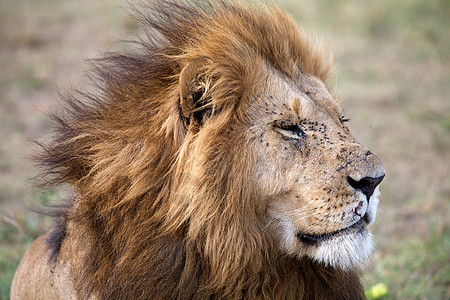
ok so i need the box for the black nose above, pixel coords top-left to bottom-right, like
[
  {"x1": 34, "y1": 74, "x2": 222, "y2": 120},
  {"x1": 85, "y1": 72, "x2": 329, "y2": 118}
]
[{"x1": 347, "y1": 175, "x2": 385, "y2": 200}]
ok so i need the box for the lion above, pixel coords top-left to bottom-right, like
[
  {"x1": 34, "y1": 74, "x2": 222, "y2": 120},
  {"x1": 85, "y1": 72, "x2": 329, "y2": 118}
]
[{"x1": 11, "y1": 1, "x2": 385, "y2": 299}]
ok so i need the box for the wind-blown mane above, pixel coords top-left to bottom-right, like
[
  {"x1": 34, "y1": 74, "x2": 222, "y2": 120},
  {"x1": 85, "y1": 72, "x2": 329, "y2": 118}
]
[{"x1": 38, "y1": 1, "x2": 364, "y2": 298}]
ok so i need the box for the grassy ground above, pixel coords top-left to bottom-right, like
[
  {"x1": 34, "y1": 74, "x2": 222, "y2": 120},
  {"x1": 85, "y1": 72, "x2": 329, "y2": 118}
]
[{"x1": 0, "y1": 0, "x2": 448, "y2": 299}]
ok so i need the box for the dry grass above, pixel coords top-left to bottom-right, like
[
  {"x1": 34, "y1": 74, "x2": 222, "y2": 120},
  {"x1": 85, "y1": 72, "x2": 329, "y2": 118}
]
[{"x1": 0, "y1": 0, "x2": 448, "y2": 299}]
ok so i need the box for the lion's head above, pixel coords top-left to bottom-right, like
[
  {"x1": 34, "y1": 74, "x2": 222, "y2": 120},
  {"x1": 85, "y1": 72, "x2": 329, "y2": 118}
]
[
  {"x1": 172, "y1": 58, "x2": 385, "y2": 273},
  {"x1": 31, "y1": 1, "x2": 384, "y2": 298},
  {"x1": 166, "y1": 4, "x2": 385, "y2": 273},
  {"x1": 253, "y1": 69, "x2": 385, "y2": 269}
]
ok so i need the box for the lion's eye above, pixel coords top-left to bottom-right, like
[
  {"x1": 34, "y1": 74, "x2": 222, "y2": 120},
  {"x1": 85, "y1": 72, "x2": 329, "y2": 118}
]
[{"x1": 275, "y1": 121, "x2": 305, "y2": 139}]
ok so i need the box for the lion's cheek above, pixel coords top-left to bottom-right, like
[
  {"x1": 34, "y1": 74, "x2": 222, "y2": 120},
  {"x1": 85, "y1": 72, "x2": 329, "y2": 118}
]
[
  {"x1": 270, "y1": 217, "x2": 300, "y2": 255},
  {"x1": 253, "y1": 158, "x2": 303, "y2": 198}
]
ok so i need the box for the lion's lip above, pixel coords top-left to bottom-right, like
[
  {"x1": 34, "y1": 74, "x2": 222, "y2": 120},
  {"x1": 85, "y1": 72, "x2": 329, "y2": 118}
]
[{"x1": 297, "y1": 217, "x2": 368, "y2": 246}]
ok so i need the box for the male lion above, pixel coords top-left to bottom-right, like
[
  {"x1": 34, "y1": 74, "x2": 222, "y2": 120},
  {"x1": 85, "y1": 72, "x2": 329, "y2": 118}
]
[{"x1": 12, "y1": 1, "x2": 385, "y2": 299}]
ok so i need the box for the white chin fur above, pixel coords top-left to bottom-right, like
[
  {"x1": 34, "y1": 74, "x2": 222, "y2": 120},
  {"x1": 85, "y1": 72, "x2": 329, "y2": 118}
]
[
  {"x1": 308, "y1": 230, "x2": 374, "y2": 270},
  {"x1": 274, "y1": 218, "x2": 375, "y2": 270},
  {"x1": 272, "y1": 186, "x2": 381, "y2": 270}
]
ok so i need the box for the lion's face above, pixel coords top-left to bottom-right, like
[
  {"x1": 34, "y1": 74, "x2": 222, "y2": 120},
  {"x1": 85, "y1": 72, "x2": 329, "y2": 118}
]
[{"x1": 240, "y1": 67, "x2": 385, "y2": 270}]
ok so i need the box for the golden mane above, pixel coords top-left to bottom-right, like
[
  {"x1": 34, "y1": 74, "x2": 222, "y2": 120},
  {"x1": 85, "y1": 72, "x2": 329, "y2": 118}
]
[{"x1": 37, "y1": 1, "x2": 364, "y2": 298}]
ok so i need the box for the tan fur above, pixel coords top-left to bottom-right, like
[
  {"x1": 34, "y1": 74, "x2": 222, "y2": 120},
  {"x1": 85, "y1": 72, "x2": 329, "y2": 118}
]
[{"x1": 12, "y1": 1, "x2": 384, "y2": 299}]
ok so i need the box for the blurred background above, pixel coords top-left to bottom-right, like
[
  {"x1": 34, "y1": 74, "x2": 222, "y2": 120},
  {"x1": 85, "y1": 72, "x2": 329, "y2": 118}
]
[{"x1": 0, "y1": 0, "x2": 448, "y2": 298}]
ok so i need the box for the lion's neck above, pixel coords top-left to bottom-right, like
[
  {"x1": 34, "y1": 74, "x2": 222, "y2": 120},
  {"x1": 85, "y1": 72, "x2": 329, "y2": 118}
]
[{"x1": 65, "y1": 225, "x2": 364, "y2": 299}]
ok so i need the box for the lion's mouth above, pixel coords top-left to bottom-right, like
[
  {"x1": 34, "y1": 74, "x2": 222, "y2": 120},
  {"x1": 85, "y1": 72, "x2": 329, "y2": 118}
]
[{"x1": 297, "y1": 216, "x2": 368, "y2": 246}]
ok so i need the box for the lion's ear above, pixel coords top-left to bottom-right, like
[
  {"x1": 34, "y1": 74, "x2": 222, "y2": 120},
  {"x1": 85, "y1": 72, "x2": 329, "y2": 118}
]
[{"x1": 179, "y1": 58, "x2": 212, "y2": 129}]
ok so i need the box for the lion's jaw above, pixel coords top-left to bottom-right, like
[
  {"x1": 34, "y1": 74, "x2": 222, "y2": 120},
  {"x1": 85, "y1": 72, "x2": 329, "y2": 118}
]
[
  {"x1": 271, "y1": 187, "x2": 380, "y2": 270},
  {"x1": 250, "y1": 68, "x2": 385, "y2": 271},
  {"x1": 309, "y1": 185, "x2": 381, "y2": 269},
  {"x1": 269, "y1": 186, "x2": 381, "y2": 270}
]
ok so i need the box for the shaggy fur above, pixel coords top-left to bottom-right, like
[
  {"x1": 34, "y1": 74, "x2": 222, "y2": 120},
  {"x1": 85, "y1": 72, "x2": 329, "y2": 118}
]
[{"x1": 11, "y1": 1, "x2": 387, "y2": 299}]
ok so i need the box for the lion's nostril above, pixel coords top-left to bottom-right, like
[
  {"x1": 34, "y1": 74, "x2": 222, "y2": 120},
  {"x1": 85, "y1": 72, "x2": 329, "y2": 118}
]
[{"x1": 347, "y1": 175, "x2": 384, "y2": 200}]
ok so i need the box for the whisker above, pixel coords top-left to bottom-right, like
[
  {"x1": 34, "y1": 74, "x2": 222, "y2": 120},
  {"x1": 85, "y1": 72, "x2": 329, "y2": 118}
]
[
  {"x1": 294, "y1": 214, "x2": 313, "y2": 223},
  {"x1": 291, "y1": 207, "x2": 317, "y2": 214},
  {"x1": 292, "y1": 208, "x2": 318, "y2": 223}
]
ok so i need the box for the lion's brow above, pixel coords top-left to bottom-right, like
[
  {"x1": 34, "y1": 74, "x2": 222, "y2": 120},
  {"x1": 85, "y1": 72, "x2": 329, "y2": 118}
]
[{"x1": 291, "y1": 97, "x2": 301, "y2": 116}]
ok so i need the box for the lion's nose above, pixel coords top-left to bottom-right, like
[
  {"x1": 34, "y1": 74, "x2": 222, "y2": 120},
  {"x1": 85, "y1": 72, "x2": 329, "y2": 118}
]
[{"x1": 347, "y1": 175, "x2": 385, "y2": 200}]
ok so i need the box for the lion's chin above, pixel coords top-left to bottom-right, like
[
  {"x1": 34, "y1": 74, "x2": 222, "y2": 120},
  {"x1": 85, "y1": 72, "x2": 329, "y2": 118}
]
[
  {"x1": 275, "y1": 217, "x2": 374, "y2": 270},
  {"x1": 302, "y1": 220, "x2": 374, "y2": 270},
  {"x1": 297, "y1": 218, "x2": 368, "y2": 246}
]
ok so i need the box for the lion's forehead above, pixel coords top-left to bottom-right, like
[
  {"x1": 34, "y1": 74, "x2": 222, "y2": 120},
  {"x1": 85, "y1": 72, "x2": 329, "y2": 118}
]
[{"x1": 249, "y1": 68, "x2": 342, "y2": 125}]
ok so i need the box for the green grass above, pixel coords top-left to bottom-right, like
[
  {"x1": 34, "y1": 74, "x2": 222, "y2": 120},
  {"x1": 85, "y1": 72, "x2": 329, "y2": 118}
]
[
  {"x1": 364, "y1": 227, "x2": 450, "y2": 299},
  {"x1": 1, "y1": 0, "x2": 449, "y2": 299}
]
